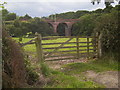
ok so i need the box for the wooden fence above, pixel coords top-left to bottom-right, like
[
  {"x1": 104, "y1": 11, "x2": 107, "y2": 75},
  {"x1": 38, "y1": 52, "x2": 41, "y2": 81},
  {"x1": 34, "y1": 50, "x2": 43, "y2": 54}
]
[
  {"x1": 34, "y1": 34, "x2": 98, "y2": 62},
  {"x1": 21, "y1": 33, "x2": 100, "y2": 62}
]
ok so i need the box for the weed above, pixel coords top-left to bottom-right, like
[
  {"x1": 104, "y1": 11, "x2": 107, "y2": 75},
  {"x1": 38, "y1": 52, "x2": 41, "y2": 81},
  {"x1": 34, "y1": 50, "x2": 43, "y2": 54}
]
[
  {"x1": 40, "y1": 62, "x2": 51, "y2": 76},
  {"x1": 24, "y1": 57, "x2": 39, "y2": 85}
]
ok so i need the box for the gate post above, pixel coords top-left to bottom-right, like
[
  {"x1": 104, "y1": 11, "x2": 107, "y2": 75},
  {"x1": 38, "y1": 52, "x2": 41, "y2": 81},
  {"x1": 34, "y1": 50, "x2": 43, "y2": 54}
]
[
  {"x1": 35, "y1": 33, "x2": 44, "y2": 63},
  {"x1": 96, "y1": 32, "x2": 102, "y2": 58},
  {"x1": 76, "y1": 37, "x2": 79, "y2": 59},
  {"x1": 98, "y1": 33, "x2": 102, "y2": 58},
  {"x1": 87, "y1": 37, "x2": 89, "y2": 59},
  {"x1": 93, "y1": 36, "x2": 97, "y2": 58}
]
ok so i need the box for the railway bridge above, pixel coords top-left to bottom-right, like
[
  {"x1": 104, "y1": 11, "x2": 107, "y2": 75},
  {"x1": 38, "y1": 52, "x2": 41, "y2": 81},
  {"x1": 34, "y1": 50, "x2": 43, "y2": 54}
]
[{"x1": 44, "y1": 19, "x2": 80, "y2": 36}]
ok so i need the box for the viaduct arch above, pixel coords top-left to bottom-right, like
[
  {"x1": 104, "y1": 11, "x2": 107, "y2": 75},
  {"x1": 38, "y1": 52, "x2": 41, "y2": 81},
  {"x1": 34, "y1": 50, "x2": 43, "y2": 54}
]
[{"x1": 44, "y1": 19, "x2": 80, "y2": 36}]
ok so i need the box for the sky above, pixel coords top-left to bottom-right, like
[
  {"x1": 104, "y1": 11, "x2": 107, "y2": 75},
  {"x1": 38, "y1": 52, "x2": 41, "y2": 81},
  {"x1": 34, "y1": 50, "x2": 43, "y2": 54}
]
[{"x1": 2, "y1": 0, "x2": 118, "y2": 17}]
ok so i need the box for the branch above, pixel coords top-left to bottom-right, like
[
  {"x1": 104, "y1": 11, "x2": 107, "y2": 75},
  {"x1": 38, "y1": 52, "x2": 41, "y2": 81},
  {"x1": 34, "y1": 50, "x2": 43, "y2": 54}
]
[{"x1": 20, "y1": 39, "x2": 35, "y2": 47}]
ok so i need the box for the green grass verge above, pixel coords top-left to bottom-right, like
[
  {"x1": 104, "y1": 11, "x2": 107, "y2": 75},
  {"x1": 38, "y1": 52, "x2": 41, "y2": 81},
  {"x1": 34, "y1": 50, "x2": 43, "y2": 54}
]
[
  {"x1": 44, "y1": 70, "x2": 104, "y2": 88},
  {"x1": 62, "y1": 59, "x2": 119, "y2": 75}
]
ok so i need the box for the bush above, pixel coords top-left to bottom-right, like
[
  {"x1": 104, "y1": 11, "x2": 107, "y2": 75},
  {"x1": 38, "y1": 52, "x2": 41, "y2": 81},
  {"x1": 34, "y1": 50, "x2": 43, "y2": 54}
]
[
  {"x1": 94, "y1": 5, "x2": 120, "y2": 59},
  {"x1": 2, "y1": 30, "x2": 27, "y2": 88}
]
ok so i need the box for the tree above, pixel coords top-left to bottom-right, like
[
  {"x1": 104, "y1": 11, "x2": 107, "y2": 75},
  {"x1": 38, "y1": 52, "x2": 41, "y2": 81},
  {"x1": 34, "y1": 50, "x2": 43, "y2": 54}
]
[
  {"x1": 5, "y1": 13, "x2": 16, "y2": 21},
  {"x1": 2, "y1": 9, "x2": 9, "y2": 20},
  {"x1": 29, "y1": 18, "x2": 54, "y2": 36},
  {"x1": 24, "y1": 14, "x2": 32, "y2": 19},
  {"x1": 50, "y1": 12, "x2": 75, "y2": 19},
  {"x1": 2, "y1": 9, "x2": 9, "y2": 16},
  {"x1": 92, "y1": 9, "x2": 103, "y2": 13},
  {"x1": 72, "y1": 13, "x2": 99, "y2": 36},
  {"x1": 74, "y1": 10, "x2": 89, "y2": 19},
  {"x1": 19, "y1": 14, "x2": 32, "y2": 20}
]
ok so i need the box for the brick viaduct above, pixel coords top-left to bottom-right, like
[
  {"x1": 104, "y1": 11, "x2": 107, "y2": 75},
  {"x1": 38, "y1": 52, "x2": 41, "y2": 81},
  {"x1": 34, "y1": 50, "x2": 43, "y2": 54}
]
[{"x1": 44, "y1": 19, "x2": 80, "y2": 36}]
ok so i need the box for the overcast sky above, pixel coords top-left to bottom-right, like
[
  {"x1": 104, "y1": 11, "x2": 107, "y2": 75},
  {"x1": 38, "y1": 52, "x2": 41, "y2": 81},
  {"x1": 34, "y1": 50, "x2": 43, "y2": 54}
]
[{"x1": 2, "y1": 0, "x2": 118, "y2": 17}]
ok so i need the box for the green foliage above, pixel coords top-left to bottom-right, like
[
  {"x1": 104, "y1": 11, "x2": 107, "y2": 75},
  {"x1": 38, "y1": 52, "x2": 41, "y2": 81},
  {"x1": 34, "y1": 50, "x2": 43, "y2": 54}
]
[
  {"x1": 62, "y1": 58, "x2": 118, "y2": 75},
  {"x1": 49, "y1": 12, "x2": 75, "y2": 19},
  {"x1": 19, "y1": 14, "x2": 32, "y2": 20},
  {"x1": 103, "y1": 5, "x2": 113, "y2": 13},
  {"x1": 57, "y1": 23, "x2": 66, "y2": 36},
  {"x1": 2, "y1": 9, "x2": 16, "y2": 21},
  {"x1": 5, "y1": 13, "x2": 16, "y2": 21},
  {"x1": 40, "y1": 63, "x2": 51, "y2": 76},
  {"x1": 2, "y1": 9, "x2": 9, "y2": 20},
  {"x1": 92, "y1": 9, "x2": 103, "y2": 13},
  {"x1": 24, "y1": 56, "x2": 39, "y2": 85},
  {"x1": 74, "y1": 10, "x2": 90, "y2": 19},
  {"x1": 72, "y1": 13, "x2": 98, "y2": 36},
  {"x1": 5, "y1": 17, "x2": 54, "y2": 37},
  {"x1": 29, "y1": 18, "x2": 54, "y2": 36},
  {"x1": 94, "y1": 53, "x2": 119, "y2": 70},
  {"x1": 94, "y1": 5, "x2": 120, "y2": 53},
  {"x1": 2, "y1": 30, "x2": 27, "y2": 88}
]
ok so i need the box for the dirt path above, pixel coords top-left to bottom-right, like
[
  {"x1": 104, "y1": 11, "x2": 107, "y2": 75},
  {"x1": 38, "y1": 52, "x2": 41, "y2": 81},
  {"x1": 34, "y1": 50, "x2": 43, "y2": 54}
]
[
  {"x1": 46, "y1": 58, "x2": 88, "y2": 70},
  {"x1": 83, "y1": 70, "x2": 119, "y2": 88}
]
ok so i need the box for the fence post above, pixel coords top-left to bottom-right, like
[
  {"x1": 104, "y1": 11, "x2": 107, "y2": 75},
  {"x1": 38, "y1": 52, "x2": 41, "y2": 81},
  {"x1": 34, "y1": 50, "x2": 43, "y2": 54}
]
[
  {"x1": 76, "y1": 37, "x2": 79, "y2": 59},
  {"x1": 35, "y1": 33, "x2": 44, "y2": 63},
  {"x1": 93, "y1": 36, "x2": 97, "y2": 58},
  {"x1": 98, "y1": 33, "x2": 102, "y2": 58},
  {"x1": 87, "y1": 37, "x2": 89, "y2": 59}
]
